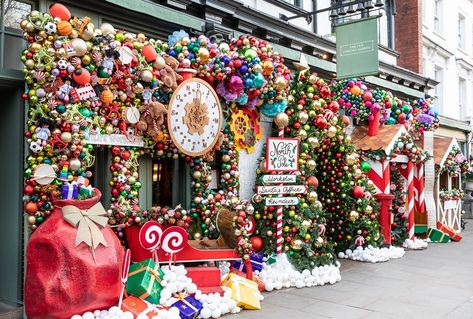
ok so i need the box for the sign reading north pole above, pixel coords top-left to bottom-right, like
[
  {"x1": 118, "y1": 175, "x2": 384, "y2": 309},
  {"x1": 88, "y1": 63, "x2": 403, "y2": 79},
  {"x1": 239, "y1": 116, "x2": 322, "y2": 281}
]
[{"x1": 266, "y1": 137, "x2": 299, "y2": 172}]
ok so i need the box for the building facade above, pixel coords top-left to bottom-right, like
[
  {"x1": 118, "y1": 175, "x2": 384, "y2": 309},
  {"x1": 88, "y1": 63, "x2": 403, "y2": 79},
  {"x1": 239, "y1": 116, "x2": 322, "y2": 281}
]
[
  {"x1": 395, "y1": 0, "x2": 473, "y2": 154},
  {"x1": 0, "y1": 0, "x2": 437, "y2": 306}
]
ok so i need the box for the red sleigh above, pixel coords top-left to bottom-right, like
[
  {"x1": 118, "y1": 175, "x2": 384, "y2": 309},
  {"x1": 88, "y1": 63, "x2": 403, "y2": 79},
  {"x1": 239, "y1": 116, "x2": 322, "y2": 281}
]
[{"x1": 125, "y1": 221, "x2": 254, "y2": 279}]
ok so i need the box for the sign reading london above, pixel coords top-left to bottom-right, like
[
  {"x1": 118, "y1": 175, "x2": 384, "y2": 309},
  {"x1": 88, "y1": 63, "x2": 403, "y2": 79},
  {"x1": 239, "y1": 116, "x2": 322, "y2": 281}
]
[
  {"x1": 265, "y1": 197, "x2": 299, "y2": 206},
  {"x1": 266, "y1": 137, "x2": 299, "y2": 172},
  {"x1": 256, "y1": 185, "x2": 306, "y2": 195}
]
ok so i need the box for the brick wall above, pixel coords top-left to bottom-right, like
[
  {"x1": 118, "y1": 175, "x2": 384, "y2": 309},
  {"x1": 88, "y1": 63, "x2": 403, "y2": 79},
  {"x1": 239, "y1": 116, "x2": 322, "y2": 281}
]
[{"x1": 395, "y1": 0, "x2": 423, "y2": 74}]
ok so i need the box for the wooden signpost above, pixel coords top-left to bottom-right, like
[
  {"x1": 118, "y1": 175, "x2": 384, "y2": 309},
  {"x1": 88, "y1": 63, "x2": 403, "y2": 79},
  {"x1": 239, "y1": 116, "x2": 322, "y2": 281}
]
[{"x1": 265, "y1": 136, "x2": 301, "y2": 254}]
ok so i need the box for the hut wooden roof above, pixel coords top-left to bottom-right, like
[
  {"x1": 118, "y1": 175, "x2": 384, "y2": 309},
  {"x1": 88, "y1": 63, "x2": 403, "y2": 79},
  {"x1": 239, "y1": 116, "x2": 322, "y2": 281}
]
[
  {"x1": 351, "y1": 124, "x2": 407, "y2": 154},
  {"x1": 434, "y1": 137, "x2": 458, "y2": 166}
]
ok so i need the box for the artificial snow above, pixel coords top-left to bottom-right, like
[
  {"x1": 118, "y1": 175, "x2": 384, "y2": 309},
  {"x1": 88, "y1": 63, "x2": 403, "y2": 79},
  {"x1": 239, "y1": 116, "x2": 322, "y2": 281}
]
[
  {"x1": 403, "y1": 238, "x2": 428, "y2": 250},
  {"x1": 338, "y1": 245, "x2": 405, "y2": 263},
  {"x1": 257, "y1": 253, "x2": 341, "y2": 291}
]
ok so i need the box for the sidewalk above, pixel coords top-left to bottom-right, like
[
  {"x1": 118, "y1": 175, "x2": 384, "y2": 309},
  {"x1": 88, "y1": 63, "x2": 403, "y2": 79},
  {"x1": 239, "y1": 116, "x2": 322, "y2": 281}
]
[{"x1": 230, "y1": 226, "x2": 473, "y2": 319}]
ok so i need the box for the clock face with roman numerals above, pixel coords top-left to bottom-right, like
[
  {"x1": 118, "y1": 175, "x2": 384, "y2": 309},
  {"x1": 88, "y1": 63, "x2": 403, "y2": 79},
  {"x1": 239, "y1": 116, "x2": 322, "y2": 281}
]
[{"x1": 168, "y1": 78, "x2": 222, "y2": 156}]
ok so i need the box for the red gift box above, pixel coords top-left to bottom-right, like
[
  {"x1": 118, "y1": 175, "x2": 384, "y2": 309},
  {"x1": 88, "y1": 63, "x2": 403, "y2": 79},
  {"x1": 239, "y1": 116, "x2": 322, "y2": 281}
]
[
  {"x1": 186, "y1": 267, "x2": 225, "y2": 296},
  {"x1": 121, "y1": 296, "x2": 167, "y2": 318},
  {"x1": 437, "y1": 222, "x2": 462, "y2": 241}
]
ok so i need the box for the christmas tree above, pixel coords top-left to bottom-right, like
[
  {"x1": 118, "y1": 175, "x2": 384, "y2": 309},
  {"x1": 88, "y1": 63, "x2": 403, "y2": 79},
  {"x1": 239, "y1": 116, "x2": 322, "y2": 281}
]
[{"x1": 252, "y1": 72, "x2": 337, "y2": 271}]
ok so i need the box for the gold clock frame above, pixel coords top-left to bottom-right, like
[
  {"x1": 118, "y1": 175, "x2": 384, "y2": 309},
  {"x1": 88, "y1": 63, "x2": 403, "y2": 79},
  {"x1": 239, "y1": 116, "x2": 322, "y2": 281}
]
[{"x1": 167, "y1": 78, "x2": 223, "y2": 157}]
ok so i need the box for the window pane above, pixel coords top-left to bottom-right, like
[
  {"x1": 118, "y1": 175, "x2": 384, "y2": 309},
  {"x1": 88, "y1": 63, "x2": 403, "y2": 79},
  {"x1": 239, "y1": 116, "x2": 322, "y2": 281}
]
[
  {"x1": 3, "y1": 0, "x2": 32, "y2": 30},
  {"x1": 4, "y1": 34, "x2": 25, "y2": 69},
  {"x1": 152, "y1": 158, "x2": 174, "y2": 207}
]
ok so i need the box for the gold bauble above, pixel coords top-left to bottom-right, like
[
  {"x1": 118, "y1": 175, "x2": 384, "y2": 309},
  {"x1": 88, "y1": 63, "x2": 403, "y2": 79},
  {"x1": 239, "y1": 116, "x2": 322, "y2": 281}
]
[
  {"x1": 194, "y1": 232, "x2": 202, "y2": 240},
  {"x1": 274, "y1": 112, "x2": 289, "y2": 128},
  {"x1": 308, "y1": 137, "x2": 319, "y2": 148},
  {"x1": 346, "y1": 154, "x2": 356, "y2": 165},
  {"x1": 259, "y1": 160, "x2": 268, "y2": 173},
  {"x1": 127, "y1": 176, "x2": 136, "y2": 185},
  {"x1": 252, "y1": 194, "x2": 263, "y2": 203},
  {"x1": 274, "y1": 76, "x2": 287, "y2": 90},
  {"x1": 105, "y1": 125, "x2": 114, "y2": 134},
  {"x1": 298, "y1": 129, "x2": 307, "y2": 140},
  {"x1": 367, "y1": 180, "x2": 374, "y2": 188},
  {"x1": 141, "y1": 70, "x2": 153, "y2": 82},
  {"x1": 314, "y1": 201, "x2": 323, "y2": 210},
  {"x1": 193, "y1": 171, "x2": 202, "y2": 179},
  {"x1": 308, "y1": 74, "x2": 318, "y2": 83},
  {"x1": 69, "y1": 158, "x2": 81, "y2": 171},
  {"x1": 27, "y1": 216, "x2": 36, "y2": 225},
  {"x1": 291, "y1": 239, "x2": 303, "y2": 251},
  {"x1": 299, "y1": 112, "x2": 309, "y2": 124},
  {"x1": 198, "y1": 47, "x2": 210, "y2": 63},
  {"x1": 349, "y1": 210, "x2": 359, "y2": 222},
  {"x1": 223, "y1": 172, "x2": 231, "y2": 180},
  {"x1": 366, "y1": 205, "x2": 373, "y2": 214},
  {"x1": 61, "y1": 132, "x2": 72, "y2": 143},
  {"x1": 306, "y1": 159, "x2": 316, "y2": 170},
  {"x1": 307, "y1": 191, "x2": 318, "y2": 202},
  {"x1": 222, "y1": 154, "x2": 231, "y2": 162},
  {"x1": 354, "y1": 169, "x2": 362, "y2": 178},
  {"x1": 327, "y1": 126, "x2": 337, "y2": 137}
]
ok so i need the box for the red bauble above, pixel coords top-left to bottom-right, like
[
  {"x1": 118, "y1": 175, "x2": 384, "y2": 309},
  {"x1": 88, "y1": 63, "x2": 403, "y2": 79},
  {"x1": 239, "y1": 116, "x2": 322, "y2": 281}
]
[
  {"x1": 353, "y1": 185, "x2": 364, "y2": 198},
  {"x1": 307, "y1": 176, "x2": 318, "y2": 187},
  {"x1": 250, "y1": 236, "x2": 264, "y2": 252}
]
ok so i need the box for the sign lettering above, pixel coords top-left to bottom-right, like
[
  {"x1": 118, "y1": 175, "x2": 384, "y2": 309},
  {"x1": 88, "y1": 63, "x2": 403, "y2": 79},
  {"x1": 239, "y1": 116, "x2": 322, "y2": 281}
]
[
  {"x1": 257, "y1": 185, "x2": 306, "y2": 195},
  {"x1": 262, "y1": 175, "x2": 296, "y2": 184},
  {"x1": 265, "y1": 197, "x2": 299, "y2": 206},
  {"x1": 86, "y1": 133, "x2": 144, "y2": 147},
  {"x1": 266, "y1": 137, "x2": 299, "y2": 172}
]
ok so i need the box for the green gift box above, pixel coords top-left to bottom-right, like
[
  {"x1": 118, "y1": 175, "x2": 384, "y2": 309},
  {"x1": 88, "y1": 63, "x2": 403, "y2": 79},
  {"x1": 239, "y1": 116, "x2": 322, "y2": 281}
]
[
  {"x1": 265, "y1": 254, "x2": 277, "y2": 265},
  {"x1": 125, "y1": 259, "x2": 164, "y2": 304},
  {"x1": 428, "y1": 228, "x2": 450, "y2": 243}
]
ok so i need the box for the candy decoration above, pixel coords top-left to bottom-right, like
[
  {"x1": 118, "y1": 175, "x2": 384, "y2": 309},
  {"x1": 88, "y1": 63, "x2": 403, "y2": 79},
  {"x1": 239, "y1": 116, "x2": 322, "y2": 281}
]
[
  {"x1": 118, "y1": 249, "x2": 131, "y2": 308},
  {"x1": 244, "y1": 216, "x2": 256, "y2": 235},
  {"x1": 33, "y1": 164, "x2": 56, "y2": 185},
  {"x1": 100, "y1": 90, "x2": 114, "y2": 105},
  {"x1": 138, "y1": 221, "x2": 163, "y2": 252},
  {"x1": 415, "y1": 163, "x2": 425, "y2": 215},
  {"x1": 161, "y1": 226, "x2": 188, "y2": 265}
]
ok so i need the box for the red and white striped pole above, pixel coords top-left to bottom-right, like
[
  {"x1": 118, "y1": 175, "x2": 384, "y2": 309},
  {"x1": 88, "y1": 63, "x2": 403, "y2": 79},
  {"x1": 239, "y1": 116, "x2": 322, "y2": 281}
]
[
  {"x1": 415, "y1": 163, "x2": 425, "y2": 214},
  {"x1": 407, "y1": 161, "x2": 415, "y2": 240},
  {"x1": 276, "y1": 127, "x2": 284, "y2": 255}
]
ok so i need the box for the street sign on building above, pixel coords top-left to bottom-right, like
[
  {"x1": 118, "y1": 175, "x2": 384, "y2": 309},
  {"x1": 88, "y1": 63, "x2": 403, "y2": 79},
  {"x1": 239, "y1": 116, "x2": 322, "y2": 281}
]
[{"x1": 336, "y1": 16, "x2": 379, "y2": 79}]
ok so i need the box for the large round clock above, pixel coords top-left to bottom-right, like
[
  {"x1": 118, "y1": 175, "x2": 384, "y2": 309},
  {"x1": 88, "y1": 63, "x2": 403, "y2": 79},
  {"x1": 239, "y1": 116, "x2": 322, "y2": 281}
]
[{"x1": 168, "y1": 78, "x2": 222, "y2": 157}]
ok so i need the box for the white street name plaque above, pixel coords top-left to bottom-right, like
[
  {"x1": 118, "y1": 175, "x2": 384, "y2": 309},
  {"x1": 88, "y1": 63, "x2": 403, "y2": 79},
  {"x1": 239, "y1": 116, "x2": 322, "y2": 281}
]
[
  {"x1": 265, "y1": 197, "x2": 299, "y2": 206},
  {"x1": 256, "y1": 185, "x2": 306, "y2": 195},
  {"x1": 262, "y1": 175, "x2": 296, "y2": 184}
]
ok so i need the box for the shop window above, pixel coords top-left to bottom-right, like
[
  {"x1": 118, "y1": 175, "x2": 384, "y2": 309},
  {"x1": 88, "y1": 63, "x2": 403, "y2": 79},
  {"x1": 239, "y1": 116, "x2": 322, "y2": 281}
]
[
  {"x1": 439, "y1": 172, "x2": 448, "y2": 190},
  {"x1": 1, "y1": 0, "x2": 33, "y2": 69},
  {"x1": 140, "y1": 156, "x2": 191, "y2": 210}
]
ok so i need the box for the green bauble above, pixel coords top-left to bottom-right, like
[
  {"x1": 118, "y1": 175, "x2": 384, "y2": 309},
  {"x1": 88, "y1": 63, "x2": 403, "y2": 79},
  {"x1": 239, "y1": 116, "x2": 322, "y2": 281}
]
[{"x1": 360, "y1": 161, "x2": 371, "y2": 173}]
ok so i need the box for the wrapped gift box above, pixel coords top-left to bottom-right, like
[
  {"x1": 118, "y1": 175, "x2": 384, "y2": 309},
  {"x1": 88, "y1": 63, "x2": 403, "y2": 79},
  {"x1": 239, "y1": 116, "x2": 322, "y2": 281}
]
[
  {"x1": 428, "y1": 228, "x2": 450, "y2": 243},
  {"x1": 172, "y1": 294, "x2": 203, "y2": 319},
  {"x1": 230, "y1": 268, "x2": 265, "y2": 292},
  {"x1": 221, "y1": 273, "x2": 261, "y2": 310},
  {"x1": 61, "y1": 181, "x2": 78, "y2": 199},
  {"x1": 121, "y1": 296, "x2": 159, "y2": 319},
  {"x1": 126, "y1": 259, "x2": 164, "y2": 304},
  {"x1": 186, "y1": 267, "x2": 224, "y2": 296},
  {"x1": 231, "y1": 252, "x2": 264, "y2": 273},
  {"x1": 265, "y1": 254, "x2": 277, "y2": 265},
  {"x1": 436, "y1": 222, "x2": 462, "y2": 241}
]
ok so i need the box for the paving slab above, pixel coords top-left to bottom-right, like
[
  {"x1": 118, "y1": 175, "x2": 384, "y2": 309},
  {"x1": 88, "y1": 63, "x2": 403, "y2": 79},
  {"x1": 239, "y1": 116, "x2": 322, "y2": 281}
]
[{"x1": 227, "y1": 226, "x2": 473, "y2": 319}]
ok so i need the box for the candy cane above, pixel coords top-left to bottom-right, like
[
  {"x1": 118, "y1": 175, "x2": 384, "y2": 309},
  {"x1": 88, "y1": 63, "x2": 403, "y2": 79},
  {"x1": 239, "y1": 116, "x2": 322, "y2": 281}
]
[
  {"x1": 245, "y1": 216, "x2": 256, "y2": 235},
  {"x1": 118, "y1": 249, "x2": 131, "y2": 308},
  {"x1": 161, "y1": 226, "x2": 188, "y2": 266},
  {"x1": 318, "y1": 224, "x2": 326, "y2": 236},
  {"x1": 139, "y1": 221, "x2": 163, "y2": 262},
  {"x1": 354, "y1": 235, "x2": 365, "y2": 246},
  {"x1": 407, "y1": 161, "x2": 415, "y2": 241},
  {"x1": 276, "y1": 127, "x2": 284, "y2": 255},
  {"x1": 416, "y1": 163, "x2": 425, "y2": 214}
]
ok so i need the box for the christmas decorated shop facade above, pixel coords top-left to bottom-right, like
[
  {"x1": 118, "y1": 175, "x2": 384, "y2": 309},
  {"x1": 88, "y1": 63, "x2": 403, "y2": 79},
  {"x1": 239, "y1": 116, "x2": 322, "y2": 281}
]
[{"x1": 0, "y1": 0, "x2": 442, "y2": 314}]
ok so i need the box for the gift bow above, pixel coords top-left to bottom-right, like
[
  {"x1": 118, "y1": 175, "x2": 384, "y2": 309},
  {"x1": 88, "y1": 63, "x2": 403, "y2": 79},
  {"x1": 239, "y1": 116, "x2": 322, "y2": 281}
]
[
  {"x1": 62, "y1": 202, "x2": 109, "y2": 250},
  {"x1": 173, "y1": 292, "x2": 199, "y2": 315},
  {"x1": 128, "y1": 265, "x2": 162, "y2": 300}
]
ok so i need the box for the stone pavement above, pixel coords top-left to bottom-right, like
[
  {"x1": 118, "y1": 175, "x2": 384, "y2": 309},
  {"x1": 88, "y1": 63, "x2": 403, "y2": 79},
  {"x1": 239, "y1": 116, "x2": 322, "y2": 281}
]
[{"x1": 229, "y1": 226, "x2": 473, "y2": 319}]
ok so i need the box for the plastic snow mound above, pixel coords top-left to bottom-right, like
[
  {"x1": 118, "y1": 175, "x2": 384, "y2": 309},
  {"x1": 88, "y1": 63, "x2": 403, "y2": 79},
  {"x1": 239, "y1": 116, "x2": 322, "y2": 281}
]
[
  {"x1": 338, "y1": 245, "x2": 405, "y2": 263},
  {"x1": 70, "y1": 306, "x2": 134, "y2": 319},
  {"x1": 258, "y1": 253, "x2": 341, "y2": 291},
  {"x1": 157, "y1": 264, "x2": 241, "y2": 319},
  {"x1": 403, "y1": 238, "x2": 428, "y2": 250}
]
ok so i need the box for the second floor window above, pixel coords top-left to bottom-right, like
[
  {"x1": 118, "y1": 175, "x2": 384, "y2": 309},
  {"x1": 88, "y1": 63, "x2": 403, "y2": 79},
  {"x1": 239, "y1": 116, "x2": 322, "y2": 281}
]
[
  {"x1": 434, "y1": 0, "x2": 442, "y2": 33},
  {"x1": 283, "y1": 0, "x2": 303, "y2": 8},
  {"x1": 458, "y1": 14, "x2": 465, "y2": 49}
]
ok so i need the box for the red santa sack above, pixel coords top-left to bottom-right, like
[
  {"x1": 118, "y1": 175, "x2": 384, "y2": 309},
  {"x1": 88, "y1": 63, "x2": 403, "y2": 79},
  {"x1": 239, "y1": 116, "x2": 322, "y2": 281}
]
[{"x1": 25, "y1": 189, "x2": 124, "y2": 318}]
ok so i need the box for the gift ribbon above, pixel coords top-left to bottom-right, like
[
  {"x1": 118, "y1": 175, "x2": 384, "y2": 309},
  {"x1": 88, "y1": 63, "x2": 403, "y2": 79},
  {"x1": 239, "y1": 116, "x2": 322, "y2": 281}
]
[
  {"x1": 62, "y1": 202, "x2": 108, "y2": 250},
  {"x1": 222, "y1": 274, "x2": 259, "y2": 306},
  {"x1": 128, "y1": 265, "x2": 162, "y2": 300},
  {"x1": 173, "y1": 292, "x2": 199, "y2": 318}
]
